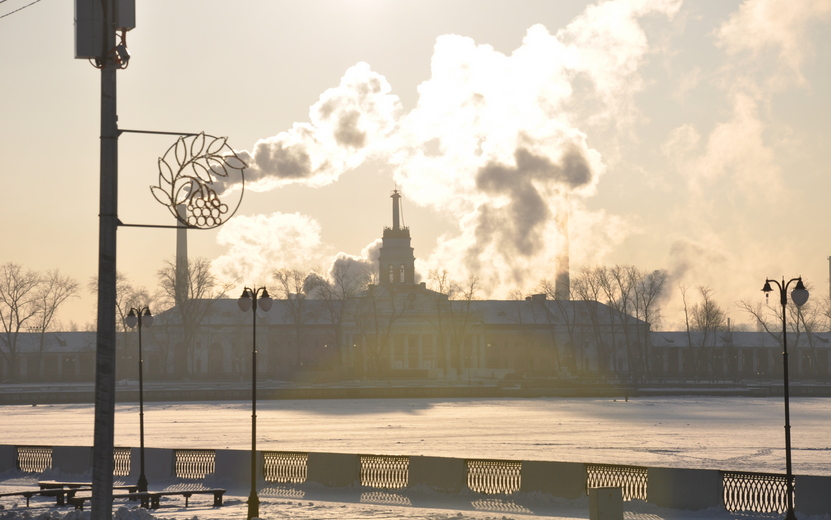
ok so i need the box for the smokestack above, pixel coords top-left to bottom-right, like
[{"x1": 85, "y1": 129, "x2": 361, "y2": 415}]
[
  {"x1": 175, "y1": 204, "x2": 188, "y2": 304},
  {"x1": 554, "y1": 198, "x2": 570, "y2": 300}
]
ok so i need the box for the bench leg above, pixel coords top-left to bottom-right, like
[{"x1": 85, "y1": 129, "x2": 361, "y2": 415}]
[
  {"x1": 151, "y1": 495, "x2": 161, "y2": 509},
  {"x1": 213, "y1": 493, "x2": 223, "y2": 507}
]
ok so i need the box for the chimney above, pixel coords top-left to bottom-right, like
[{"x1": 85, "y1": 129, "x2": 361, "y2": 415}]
[
  {"x1": 554, "y1": 198, "x2": 570, "y2": 300},
  {"x1": 175, "y1": 204, "x2": 188, "y2": 304}
]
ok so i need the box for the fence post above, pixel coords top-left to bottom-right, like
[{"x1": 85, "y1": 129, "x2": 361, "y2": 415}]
[
  {"x1": 0, "y1": 445, "x2": 16, "y2": 473},
  {"x1": 589, "y1": 487, "x2": 623, "y2": 520},
  {"x1": 795, "y1": 475, "x2": 831, "y2": 516},
  {"x1": 521, "y1": 461, "x2": 586, "y2": 498},
  {"x1": 52, "y1": 446, "x2": 92, "y2": 476},
  {"x1": 647, "y1": 467, "x2": 722, "y2": 510},
  {"x1": 307, "y1": 453, "x2": 359, "y2": 487},
  {"x1": 408, "y1": 456, "x2": 467, "y2": 493}
]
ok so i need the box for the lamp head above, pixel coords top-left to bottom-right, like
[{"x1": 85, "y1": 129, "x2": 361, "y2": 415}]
[
  {"x1": 125, "y1": 309, "x2": 138, "y2": 329},
  {"x1": 791, "y1": 278, "x2": 809, "y2": 307},
  {"x1": 238, "y1": 288, "x2": 252, "y2": 312},
  {"x1": 142, "y1": 308, "x2": 154, "y2": 327},
  {"x1": 258, "y1": 288, "x2": 273, "y2": 312}
]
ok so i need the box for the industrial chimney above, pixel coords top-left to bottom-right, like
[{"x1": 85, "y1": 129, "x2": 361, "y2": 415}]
[{"x1": 554, "y1": 198, "x2": 570, "y2": 300}]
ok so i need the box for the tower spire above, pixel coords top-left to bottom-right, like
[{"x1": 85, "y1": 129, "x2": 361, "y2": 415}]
[
  {"x1": 391, "y1": 189, "x2": 401, "y2": 231},
  {"x1": 379, "y1": 189, "x2": 415, "y2": 285}
]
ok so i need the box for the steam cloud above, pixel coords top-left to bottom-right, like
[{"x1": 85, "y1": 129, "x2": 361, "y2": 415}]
[
  {"x1": 214, "y1": 0, "x2": 682, "y2": 295},
  {"x1": 230, "y1": 62, "x2": 401, "y2": 192}
]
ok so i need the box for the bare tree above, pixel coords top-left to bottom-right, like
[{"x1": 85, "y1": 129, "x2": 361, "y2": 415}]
[
  {"x1": 681, "y1": 285, "x2": 727, "y2": 377},
  {"x1": 31, "y1": 269, "x2": 80, "y2": 377},
  {"x1": 88, "y1": 272, "x2": 151, "y2": 333},
  {"x1": 349, "y1": 270, "x2": 409, "y2": 378},
  {"x1": 0, "y1": 263, "x2": 41, "y2": 379},
  {"x1": 630, "y1": 268, "x2": 669, "y2": 376},
  {"x1": 304, "y1": 257, "x2": 372, "y2": 372},
  {"x1": 738, "y1": 285, "x2": 824, "y2": 378},
  {"x1": 572, "y1": 266, "x2": 609, "y2": 375},
  {"x1": 422, "y1": 269, "x2": 453, "y2": 376},
  {"x1": 274, "y1": 268, "x2": 311, "y2": 368},
  {"x1": 157, "y1": 257, "x2": 231, "y2": 378},
  {"x1": 89, "y1": 272, "x2": 152, "y2": 379},
  {"x1": 447, "y1": 275, "x2": 480, "y2": 378}
]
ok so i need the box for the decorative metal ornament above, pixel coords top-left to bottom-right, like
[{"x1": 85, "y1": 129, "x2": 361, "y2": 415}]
[{"x1": 151, "y1": 132, "x2": 246, "y2": 229}]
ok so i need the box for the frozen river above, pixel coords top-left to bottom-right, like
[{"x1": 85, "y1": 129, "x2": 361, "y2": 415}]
[{"x1": 2, "y1": 396, "x2": 830, "y2": 476}]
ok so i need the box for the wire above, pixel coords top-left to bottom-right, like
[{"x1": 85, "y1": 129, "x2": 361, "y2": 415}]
[{"x1": 0, "y1": 0, "x2": 44, "y2": 20}]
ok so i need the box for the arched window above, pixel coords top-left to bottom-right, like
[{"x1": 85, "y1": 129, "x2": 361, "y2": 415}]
[
  {"x1": 400, "y1": 264, "x2": 405, "y2": 282},
  {"x1": 388, "y1": 264, "x2": 394, "y2": 282}
]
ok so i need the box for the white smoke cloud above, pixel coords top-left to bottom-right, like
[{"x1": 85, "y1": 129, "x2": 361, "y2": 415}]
[
  {"x1": 212, "y1": 212, "x2": 333, "y2": 284},
  {"x1": 232, "y1": 62, "x2": 401, "y2": 192},
  {"x1": 215, "y1": 0, "x2": 683, "y2": 295},
  {"x1": 716, "y1": 0, "x2": 831, "y2": 87},
  {"x1": 389, "y1": 0, "x2": 679, "y2": 294}
]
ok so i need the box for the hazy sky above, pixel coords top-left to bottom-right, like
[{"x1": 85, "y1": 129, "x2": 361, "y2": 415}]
[{"x1": 1, "y1": 0, "x2": 829, "y2": 330}]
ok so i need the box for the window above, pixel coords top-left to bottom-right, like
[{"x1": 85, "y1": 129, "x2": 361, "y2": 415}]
[
  {"x1": 388, "y1": 264, "x2": 394, "y2": 282},
  {"x1": 400, "y1": 264, "x2": 405, "y2": 282}
]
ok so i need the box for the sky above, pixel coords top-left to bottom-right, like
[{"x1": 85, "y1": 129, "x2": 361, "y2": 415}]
[{"x1": 1, "y1": 0, "x2": 830, "y2": 330}]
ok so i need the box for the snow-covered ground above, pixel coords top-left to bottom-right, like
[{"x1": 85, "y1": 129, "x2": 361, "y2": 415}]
[
  {"x1": 1, "y1": 396, "x2": 831, "y2": 519},
  {"x1": 1, "y1": 396, "x2": 830, "y2": 475}
]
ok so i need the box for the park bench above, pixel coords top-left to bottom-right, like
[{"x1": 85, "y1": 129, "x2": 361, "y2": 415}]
[
  {"x1": 0, "y1": 488, "x2": 77, "y2": 507},
  {"x1": 38, "y1": 480, "x2": 138, "y2": 493},
  {"x1": 69, "y1": 489, "x2": 225, "y2": 510}
]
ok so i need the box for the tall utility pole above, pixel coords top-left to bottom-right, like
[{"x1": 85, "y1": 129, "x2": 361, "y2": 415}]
[
  {"x1": 92, "y1": 2, "x2": 118, "y2": 518},
  {"x1": 76, "y1": 1, "x2": 134, "y2": 519}
]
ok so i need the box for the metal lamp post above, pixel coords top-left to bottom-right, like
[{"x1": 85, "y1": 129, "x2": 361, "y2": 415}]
[
  {"x1": 238, "y1": 287, "x2": 272, "y2": 520},
  {"x1": 761, "y1": 277, "x2": 808, "y2": 520},
  {"x1": 125, "y1": 306, "x2": 153, "y2": 493}
]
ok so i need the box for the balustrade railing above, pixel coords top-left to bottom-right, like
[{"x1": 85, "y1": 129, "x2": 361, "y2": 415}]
[
  {"x1": 263, "y1": 451, "x2": 308, "y2": 484},
  {"x1": 16, "y1": 446, "x2": 52, "y2": 473},
  {"x1": 722, "y1": 471, "x2": 791, "y2": 513},
  {"x1": 466, "y1": 459, "x2": 521, "y2": 495},
  {"x1": 360, "y1": 455, "x2": 408, "y2": 489},
  {"x1": 174, "y1": 449, "x2": 215, "y2": 479},
  {"x1": 586, "y1": 463, "x2": 647, "y2": 501},
  {"x1": 113, "y1": 447, "x2": 131, "y2": 476}
]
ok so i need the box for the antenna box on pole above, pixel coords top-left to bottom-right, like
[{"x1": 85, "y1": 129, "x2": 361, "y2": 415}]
[{"x1": 74, "y1": 0, "x2": 135, "y2": 59}]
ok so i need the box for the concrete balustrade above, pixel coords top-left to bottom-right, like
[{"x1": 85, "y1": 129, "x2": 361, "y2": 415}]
[
  {"x1": 521, "y1": 460, "x2": 586, "y2": 498},
  {"x1": 408, "y1": 456, "x2": 467, "y2": 493},
  {"x1": 2, "y1": 443, "x2": 831, "y2": 516},
  {"x1": 213, "y1": 449, "x2": 252, "y2": 484},
  {"x1": 307, "y1": 452, "x2": 360, "y2": 487},
  {"x1": 51, "y1": 446, "x2": 91, "y2": 476},
  {"x1": 646, "y1": 467, "x2": 722, "y2": 510},
  {"x1": 793, "y1": 475, "x2": 831, "y2": 516}
]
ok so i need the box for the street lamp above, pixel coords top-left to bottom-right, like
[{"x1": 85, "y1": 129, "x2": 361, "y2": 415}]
[
  {"x1": 237, "y1": 287, "x2": 272, "y2": 520},
  {"x1": 762, "y1": 277, "x2": 808, "y2": 520},
  {"x1": 125, "y1": 306, "x2": 154, "y2": 493}
]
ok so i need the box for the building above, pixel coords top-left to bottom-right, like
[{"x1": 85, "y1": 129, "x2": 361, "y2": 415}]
[{"x1": 5, "y1": 192, "x2": 831, "y2": 384}]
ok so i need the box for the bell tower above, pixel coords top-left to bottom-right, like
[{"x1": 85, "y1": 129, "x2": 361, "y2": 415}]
[{"x1": 378, "y1": 190, "x2": 415, "y2": 286}]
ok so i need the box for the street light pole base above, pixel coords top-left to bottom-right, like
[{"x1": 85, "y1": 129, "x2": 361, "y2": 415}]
[
  {"x1": 136, "y1": 474, "x2": 148, "y2": 493},
  {"x1": 247, "y1": 492, "x2": 259, "y2": 520}
]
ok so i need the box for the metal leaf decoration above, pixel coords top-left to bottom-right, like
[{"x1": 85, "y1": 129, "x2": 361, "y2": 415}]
[{"x1": 151, "y1": 132, "x2": 246, "y2": 229}]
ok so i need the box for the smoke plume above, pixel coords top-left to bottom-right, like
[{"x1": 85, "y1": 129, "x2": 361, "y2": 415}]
[{"x1": 215, "y1": 0, "x2": 682, "y2": 295}]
